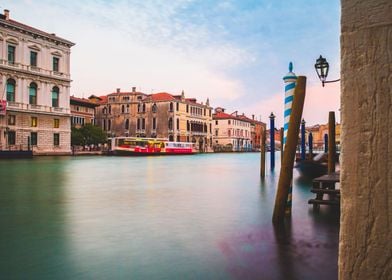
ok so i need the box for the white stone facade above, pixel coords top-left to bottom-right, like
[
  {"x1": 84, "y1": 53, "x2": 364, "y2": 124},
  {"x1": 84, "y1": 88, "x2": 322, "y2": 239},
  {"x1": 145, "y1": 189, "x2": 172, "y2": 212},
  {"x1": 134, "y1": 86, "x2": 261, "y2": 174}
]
[
  {"x1": 0, "y1": 9, "x2": 74, "y2": 154},
  {"x1": 212, "y1": 108, "x2": 252, "y2": 151}
]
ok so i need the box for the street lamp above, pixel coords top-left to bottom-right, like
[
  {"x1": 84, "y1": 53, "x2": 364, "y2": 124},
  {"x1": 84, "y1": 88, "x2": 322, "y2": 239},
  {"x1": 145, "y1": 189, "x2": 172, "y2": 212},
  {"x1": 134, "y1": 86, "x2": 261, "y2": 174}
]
[{"x1": 314, "y1": 55, "x2": 340, "y2": 87}]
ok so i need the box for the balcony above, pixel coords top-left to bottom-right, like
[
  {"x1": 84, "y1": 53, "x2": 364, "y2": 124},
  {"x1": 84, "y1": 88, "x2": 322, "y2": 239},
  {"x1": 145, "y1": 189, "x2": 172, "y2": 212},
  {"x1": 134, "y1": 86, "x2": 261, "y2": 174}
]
[
  {"x1": 6, "y1": 101, "x2": 69, "y2": 114},
  {"x1": 0, "y1": 59, "x2": 70, "y2": 79}
]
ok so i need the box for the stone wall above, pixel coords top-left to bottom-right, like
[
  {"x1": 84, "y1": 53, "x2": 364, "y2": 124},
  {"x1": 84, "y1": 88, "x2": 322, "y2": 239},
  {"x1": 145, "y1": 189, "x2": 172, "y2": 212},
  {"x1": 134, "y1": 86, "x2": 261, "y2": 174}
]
[{"x1": 340, "y1": 0, "x2": 392, "y2": 279}]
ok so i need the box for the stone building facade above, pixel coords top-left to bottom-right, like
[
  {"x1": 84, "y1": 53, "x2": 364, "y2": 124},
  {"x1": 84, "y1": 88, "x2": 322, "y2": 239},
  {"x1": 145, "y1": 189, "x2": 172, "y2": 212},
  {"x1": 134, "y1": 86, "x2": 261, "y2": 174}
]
[
  {"x1": 70, "y1": 96, "x2": 99, "y2": 128},
  {"x1": 93, "y1": 87, "x2": 146, "y2": 138},
  {"x1": 95, "y1": 89, "x2": 213, "y2": 152},
  {"x1": 340, "y1": 0, "x2": 392, "y2": 278},
  {"x1": 212, "y1": 107, "x2": 256, "y2": 152},
  {"x1": 0, "y1": 9, "x2": 74, "y2": 154}
]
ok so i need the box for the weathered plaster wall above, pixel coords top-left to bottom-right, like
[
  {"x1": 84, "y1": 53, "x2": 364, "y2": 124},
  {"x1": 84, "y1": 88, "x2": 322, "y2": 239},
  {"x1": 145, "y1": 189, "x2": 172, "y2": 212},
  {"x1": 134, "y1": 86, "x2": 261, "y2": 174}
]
[{"x1": 340, "y1": 0, "x2": 392, "y2": 279}]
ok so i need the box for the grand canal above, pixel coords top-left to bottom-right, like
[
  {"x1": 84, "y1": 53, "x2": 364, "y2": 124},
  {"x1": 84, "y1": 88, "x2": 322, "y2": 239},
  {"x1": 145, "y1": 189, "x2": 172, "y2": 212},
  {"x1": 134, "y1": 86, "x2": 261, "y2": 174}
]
[{"x1": 0, "y1": 153, "x2": 339, "y2": 279}]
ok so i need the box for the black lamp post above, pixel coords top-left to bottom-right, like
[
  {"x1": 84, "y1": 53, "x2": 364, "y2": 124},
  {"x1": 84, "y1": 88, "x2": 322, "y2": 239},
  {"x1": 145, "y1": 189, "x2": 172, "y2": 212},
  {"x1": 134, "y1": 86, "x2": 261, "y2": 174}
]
[{"x1": 314, "y1": 55, "x2": 340, "y2": 87}]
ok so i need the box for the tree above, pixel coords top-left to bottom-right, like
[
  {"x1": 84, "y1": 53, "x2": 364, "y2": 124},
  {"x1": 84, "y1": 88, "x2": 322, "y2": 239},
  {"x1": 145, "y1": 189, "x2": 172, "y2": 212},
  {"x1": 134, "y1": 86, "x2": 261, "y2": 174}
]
[
  {"x1": 80, "y1": 124, "x2": 107, "y2": 145},
  {"x1": 71, "y1": 124, "x2": 107, "y2": 146},
  {"x1": 71, "y1": 126, "x2": 85, "y2": 146}
]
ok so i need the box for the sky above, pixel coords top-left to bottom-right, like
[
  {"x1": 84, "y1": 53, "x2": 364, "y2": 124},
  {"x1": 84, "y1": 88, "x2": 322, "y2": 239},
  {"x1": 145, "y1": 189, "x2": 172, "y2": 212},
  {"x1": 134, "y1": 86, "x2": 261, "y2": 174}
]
[{"x1": 3, "y1": 0, "x2": 341, "y2": 126}]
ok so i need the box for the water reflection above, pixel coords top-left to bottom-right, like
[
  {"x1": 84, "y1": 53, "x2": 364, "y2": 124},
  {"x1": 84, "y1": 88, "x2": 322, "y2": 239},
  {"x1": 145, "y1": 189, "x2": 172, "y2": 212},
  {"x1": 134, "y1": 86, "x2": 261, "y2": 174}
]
[{"x1": 0, "y1": 153, "x2": 338, "y2": 279}]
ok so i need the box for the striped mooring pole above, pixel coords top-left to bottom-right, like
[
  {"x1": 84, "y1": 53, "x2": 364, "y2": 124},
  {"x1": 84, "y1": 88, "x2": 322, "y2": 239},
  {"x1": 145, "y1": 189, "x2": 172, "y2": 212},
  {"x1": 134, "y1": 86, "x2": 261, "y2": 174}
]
[{"x1": 283, "y1": 62, "x2": 297, "y2": 215}]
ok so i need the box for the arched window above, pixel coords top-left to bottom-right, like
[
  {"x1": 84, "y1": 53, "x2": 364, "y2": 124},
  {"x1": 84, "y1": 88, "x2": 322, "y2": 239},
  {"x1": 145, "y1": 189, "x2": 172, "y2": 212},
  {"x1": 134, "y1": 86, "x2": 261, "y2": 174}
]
[
  {"x1": 108, "y1": 105, "x2": 111, "y2": 114},
  {"x1": 126, "y1": 104, "x2": 129, "y2": 113},
  {"x1": 29, "y1": 82, "x2": 37, "y2": 105},
  {"x1": 168, "y1": 117, "x2": 173, "y2": 130},
  {"x1": 52, "y1": 86, "x2": 59, "y2": 107},
  {"x1": 187, "y1": 120, "x2": 190, "y2": 131},
  {"x1": 108, "y1": 119, "x2": 111, "y2": 131},
  {"x1": 6, "y1": 78, "x2": 16, "y2": 102},
  {"x1": 176, "y1": 118, "x2": 179, "y2": 130},
  {"x1": 137, "y1": 103, "x2": 141, "y2": 113},
  {"x1": 121, "y1": 105, "x2": 125, "y2": 113},
  {"x1": 169, "y1": 102, "x2": 174, "y2": 112},
  {"x1": 103, "y1": 107, "x2": 107, "y2": 114},
  {"x1": 137, "y1": 118, "x2": 140, "y2": 129},
  {"x1": 152, "y1": 103, "x2": 157, "y2": 113},
  {"x1": 125, "y1": 119, "x2": 129, "y2": 130},
  {"x1": 142, "y1": 103, "x2": 146, "y2": 112}
]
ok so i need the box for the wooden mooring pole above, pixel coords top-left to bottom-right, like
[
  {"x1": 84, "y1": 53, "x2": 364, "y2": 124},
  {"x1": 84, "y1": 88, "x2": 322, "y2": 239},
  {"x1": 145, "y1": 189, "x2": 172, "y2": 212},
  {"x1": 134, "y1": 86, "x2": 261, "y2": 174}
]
[
  {"x1": 280, "y1": 127, "x2": 284, "y2": 162},
  {"x1": 328, "y1": 111, "x2": 336, "y2": 174},
  {"x1": 260, "y1": 128, "x2": 266, "y2": 178},
  {"x1": 273, "y1": 76, "x2": 307, "y2": 224}
]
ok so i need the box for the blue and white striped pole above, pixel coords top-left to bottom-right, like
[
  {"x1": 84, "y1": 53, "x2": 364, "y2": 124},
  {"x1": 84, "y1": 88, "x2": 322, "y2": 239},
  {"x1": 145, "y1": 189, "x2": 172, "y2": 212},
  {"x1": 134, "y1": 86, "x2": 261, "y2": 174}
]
[{"x1": 283, "y1": 62, "x2": 297, "y2": 215}]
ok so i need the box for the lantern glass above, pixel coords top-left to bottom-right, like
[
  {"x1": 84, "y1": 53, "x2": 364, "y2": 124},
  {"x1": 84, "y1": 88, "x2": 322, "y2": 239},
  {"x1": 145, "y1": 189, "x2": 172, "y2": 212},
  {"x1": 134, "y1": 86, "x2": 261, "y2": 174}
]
[{"x1": 315, "y1": 55, "x2": 329, "y2": 82}]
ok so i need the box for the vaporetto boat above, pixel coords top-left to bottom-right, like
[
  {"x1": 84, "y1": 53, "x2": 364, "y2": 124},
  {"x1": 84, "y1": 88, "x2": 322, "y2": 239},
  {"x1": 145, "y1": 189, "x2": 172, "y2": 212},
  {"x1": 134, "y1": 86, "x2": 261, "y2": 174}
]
[{"x1": 110, "y1": 137, "x2": 196, "y2": 156}]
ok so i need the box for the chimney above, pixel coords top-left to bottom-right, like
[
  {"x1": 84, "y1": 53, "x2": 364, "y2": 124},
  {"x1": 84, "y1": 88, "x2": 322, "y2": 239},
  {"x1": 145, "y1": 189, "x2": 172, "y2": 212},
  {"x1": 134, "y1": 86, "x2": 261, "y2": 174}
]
[
  {"x1": 252, "y1": 114, "x2": 254, "y2": 120},
  {"x1": 116, "y1": 88, "x2": 120, "y2": 93},
  {"x1": 4, "y1": 9, "x2": 9, "y2": 20},
  {"x1": 132, "y1": 87, "x2": 136, "y2": 93}
]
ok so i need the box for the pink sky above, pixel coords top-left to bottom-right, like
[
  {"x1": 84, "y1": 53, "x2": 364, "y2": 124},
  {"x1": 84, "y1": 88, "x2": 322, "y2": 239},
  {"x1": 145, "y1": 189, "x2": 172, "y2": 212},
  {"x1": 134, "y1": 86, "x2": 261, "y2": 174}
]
[{"x1": 247, "y1": 81, "x2": 341, "y2": 127}]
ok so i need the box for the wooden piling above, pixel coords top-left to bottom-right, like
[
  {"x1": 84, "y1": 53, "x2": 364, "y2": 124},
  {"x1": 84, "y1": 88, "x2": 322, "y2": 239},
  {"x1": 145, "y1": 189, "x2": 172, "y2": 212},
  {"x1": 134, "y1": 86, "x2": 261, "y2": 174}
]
[
  {"x1": 328, "y1": 111, "x2": 336, "y2": 174},
  {"x1": 260, "y1": 128, "x2": 266, "y2": 178},
  {"x1": 280, "y1": 127, "x2": 284, "y2": 162},
  {"x1": 272, "y1": 76, "x2": 307, "y2": 224}
]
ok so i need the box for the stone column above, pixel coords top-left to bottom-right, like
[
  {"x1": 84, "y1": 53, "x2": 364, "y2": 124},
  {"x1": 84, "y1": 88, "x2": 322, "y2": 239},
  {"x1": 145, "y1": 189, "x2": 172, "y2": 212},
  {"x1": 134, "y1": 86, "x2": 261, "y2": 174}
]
[{"x1": 340, "y1": 0, "x2": 392, "y2": 279}]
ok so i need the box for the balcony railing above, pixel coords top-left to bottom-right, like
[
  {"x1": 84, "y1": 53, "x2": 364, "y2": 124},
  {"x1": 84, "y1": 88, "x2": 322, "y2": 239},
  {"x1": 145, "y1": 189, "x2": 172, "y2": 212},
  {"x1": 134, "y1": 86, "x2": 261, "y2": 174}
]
[
  {"x1": 0, "y1": 59, "x2": 70, "y2": 79},
  {"x1": 6, "y1": 101, "x2": 69, "y2": 114}
]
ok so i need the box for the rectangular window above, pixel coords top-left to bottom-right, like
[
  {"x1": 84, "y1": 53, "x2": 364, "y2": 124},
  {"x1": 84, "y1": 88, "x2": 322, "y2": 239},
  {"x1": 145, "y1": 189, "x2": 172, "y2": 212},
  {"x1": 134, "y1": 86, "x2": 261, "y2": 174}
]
[
  {"x1": 54, "y1": 119, "x2": 60, "y2": 128},
  {"x1": 186, "y1": 105, "x2": 189, "y2": 113},
  {"x1": 31, "y1": 132, "x2": 38, "y2": 146},
  {"x1": 215, "y1": 120, "x2": 218, "y2": 125},
  {"x1": 31, "y1": 117, "x2": 38, "y2": 127},
  {"x1": 176, "y1": 102, "x2": 179, "y2": 111},
  {"x1": 53, "y1": 57, "x2": 59, "y2": 72},
  {"x1": 8, "y1": 115, "x2": 16, "y2": 125},
  {"x1": 228, "y1": 120, "x2": 231, "y2": 125},
  {"x1": 142, "y1": 118, "x2": 145, "y2": 129},
  {"x1": 8, "y1": 45, "x2": 15, "y2": 64},
  {"x1": 53, "y1": 133, "x2": 60, "y2": 146},
  {"x1": 152, "y1": 118, "x2": 156, "y2": 129},
  {"x1": 137, "y1": 119, "x2": 140, "y2": 129},
  {"x1": 30, "y1": 51, "x2": 37, "y2": 67},
  {"x1": 8, "y1": 131, "x2": 16, "y2": 145}
]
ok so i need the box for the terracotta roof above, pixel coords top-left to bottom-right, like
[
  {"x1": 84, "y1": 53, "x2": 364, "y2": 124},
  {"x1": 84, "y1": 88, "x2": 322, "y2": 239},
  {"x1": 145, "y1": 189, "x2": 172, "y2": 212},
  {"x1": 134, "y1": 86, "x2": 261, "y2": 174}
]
[
  {"x1": 150, "y1": 92, "x2": 176, "y2": 102},
  {"x1": 98, "y1": 96, "x2": 108, "y2": 104},
  {"x1": 70, "y1": 96, "x2": 99, "y2": 107},
  {"x1": 213, "y1": 112, "x2": 265, "y2": 125},
  {"x1": 0, "y1": 15, "x2": 74, "y2": 46},
  {"x1": 213, "y1": 112, "x2": 237, "y2": 119},
  {"x1": 107, "y1": 91, "x2": 145, "y2": 96}
]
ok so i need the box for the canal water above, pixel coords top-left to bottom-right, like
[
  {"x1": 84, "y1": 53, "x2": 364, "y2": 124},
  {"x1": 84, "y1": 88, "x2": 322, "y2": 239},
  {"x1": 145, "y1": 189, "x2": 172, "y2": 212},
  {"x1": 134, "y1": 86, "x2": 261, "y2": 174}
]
[{"x1": 0, "y1": 153, "x2": 339, "y2": 280}]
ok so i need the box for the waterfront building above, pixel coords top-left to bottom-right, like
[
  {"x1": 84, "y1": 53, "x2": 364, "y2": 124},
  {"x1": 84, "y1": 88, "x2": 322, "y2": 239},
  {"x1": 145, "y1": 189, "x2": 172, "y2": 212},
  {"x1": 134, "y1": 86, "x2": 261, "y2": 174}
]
[
  {"x1": 212, "y1": 107, "x2": 256, "y2": 152},
  {"x1": 306, "y1": 123, "x2": 341, "y2": 150},
  {"x1": 0, "y1": 9, "x2": 74, "y2": 154},
  {"x1": 70, "y1": 96, "x2": 99, "y2": 128},
  {"x1": 94, "y1": 89, "x2": 213, "y2": 152},
  {"x1": 92, "y1": 87, "x2": 144, "y2": 138}
]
